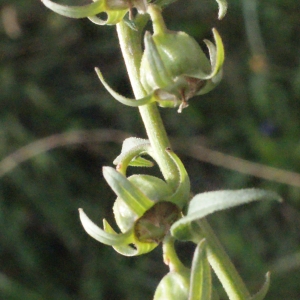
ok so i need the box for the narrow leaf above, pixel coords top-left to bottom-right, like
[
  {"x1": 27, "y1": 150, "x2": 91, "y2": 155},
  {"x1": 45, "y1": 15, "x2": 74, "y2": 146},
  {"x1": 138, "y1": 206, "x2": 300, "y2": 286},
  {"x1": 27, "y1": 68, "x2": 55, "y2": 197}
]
[
  {"x1": 189, "y1": 239, "x2": 212, "y2": 300},
  {"x1": 188, "y1": 189, "x2": 281, "y2": 219},
  {"x1": 171, "y1": 189, "x2": 281, "y2": 240}
]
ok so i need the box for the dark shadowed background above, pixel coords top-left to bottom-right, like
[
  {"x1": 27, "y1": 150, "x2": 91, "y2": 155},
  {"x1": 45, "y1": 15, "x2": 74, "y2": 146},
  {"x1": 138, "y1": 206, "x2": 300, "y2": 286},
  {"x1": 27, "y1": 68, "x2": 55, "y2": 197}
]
[{"x1": 1, "y1": 0, "x2": 300, "y2": 299}]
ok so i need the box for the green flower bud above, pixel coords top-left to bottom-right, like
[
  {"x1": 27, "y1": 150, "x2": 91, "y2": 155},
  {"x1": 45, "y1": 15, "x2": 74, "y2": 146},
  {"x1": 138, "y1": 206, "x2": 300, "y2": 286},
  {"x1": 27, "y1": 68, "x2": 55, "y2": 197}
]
[
  {"x1": 154, "y1": 239, "x2": 212, "y2": 300},
  {"x1": 154, "y1": 270, "x2": 190, "y2": 300},
  {"x1": 79, "y1": 141, "x2": 190, "y2": 256},
  {"x1": 140, "y1": 5, "x2": 225, "y2": 112}
]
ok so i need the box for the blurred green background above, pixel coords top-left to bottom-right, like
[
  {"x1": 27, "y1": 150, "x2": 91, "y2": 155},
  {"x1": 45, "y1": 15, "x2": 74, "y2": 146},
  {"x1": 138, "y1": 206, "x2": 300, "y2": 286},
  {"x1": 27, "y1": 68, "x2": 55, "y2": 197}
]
[{"x1": 0, "y1": 0, "x2": 300, "y2": 299}]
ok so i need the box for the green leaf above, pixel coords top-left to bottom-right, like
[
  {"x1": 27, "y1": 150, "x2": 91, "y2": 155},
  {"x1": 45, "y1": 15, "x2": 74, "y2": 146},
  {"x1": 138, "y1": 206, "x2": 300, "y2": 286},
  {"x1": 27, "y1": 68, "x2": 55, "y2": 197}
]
[
  {"x1": 103, "y1": 167, "x2": 153, "y2": 216},
  {"x1": 188, "y1": 239, "x2": 212, "y2": 300},
  {"x1": 250, "y1": 272, "x2": 271, "y2": 300},
  {"x1": 171, "y1": 189, "x2": 281, "y2": 240},
  {"x1": 78, "y1": 209, "x2": 132, "y2": 245},
  {"x1": 42, "y1": 0, "x2": 106, "y2": 18}
]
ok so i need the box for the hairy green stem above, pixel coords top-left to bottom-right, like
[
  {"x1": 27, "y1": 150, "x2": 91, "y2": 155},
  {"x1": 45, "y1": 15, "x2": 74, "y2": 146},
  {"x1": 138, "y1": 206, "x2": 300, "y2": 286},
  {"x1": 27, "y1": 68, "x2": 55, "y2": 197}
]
[
  {"x1": 162, "y1": 235, "x2": 187, "y2": 273},
  {"x1": 116, "y1": 19, "x2": 178, "y2": 189},
  {"x1": 116, "y1": 15, "x2": 251, "y2": 300}
]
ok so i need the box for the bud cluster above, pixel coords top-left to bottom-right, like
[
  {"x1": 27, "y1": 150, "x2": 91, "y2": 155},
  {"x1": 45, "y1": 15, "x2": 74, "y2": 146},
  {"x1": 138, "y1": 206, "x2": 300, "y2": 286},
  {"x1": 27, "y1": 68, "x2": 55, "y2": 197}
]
[{"x1": 79, "y1": 138, "x2": 190, "y2": 256}]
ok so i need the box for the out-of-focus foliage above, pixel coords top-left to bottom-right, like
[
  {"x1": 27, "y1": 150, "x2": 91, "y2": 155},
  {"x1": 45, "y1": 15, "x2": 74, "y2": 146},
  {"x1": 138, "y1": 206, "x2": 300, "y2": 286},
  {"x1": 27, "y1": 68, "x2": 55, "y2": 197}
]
[{"x1": 0, "y1": 0, "x2": 299, "y2": 299}]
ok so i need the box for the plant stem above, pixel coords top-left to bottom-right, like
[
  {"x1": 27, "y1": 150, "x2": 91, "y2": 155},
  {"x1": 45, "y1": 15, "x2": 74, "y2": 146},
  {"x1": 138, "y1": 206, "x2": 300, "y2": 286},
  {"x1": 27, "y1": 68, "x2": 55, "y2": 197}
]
[
  {"x1": 116, "y1": 15, "x2": 251, "y2": 300},
  {"x1": 116, "y1": 19, "x2": 178, "y2": 189},
  {"x1": 162, "y1": 235, "x2": 187, "y2": 273}
]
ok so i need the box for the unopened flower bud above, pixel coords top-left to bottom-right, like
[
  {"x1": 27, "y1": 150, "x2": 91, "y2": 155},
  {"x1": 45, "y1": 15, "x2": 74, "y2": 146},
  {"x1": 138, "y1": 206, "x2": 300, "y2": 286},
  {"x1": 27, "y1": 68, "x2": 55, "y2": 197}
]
[
  {"x1": 154, "y1": 270, "x2": 190, "y2": 300},
  {"x1": 140, "y1": 5, "x2": 224, "y2": 112}
]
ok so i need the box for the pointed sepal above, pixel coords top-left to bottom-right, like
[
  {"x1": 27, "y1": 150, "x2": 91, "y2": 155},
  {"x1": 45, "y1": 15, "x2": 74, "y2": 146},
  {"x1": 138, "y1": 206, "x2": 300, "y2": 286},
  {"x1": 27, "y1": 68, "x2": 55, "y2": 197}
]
[
  {"x1": 103, "y1": 166, "x2": 153, "y2": 216},
  {"x1": 165, "y1": 148, "x2": 191, "y2": 209},
  {"x1": 203, "y1": 28, "x2": 225, "y2": 80},
  {"x1": 193, "y1": 28, "x2": 225, "y2": 96},
  {"x1": 95, "y1": 67, "x2": 156, "y2": 106},
  {"x1": 216, "y1": 0, "x2": 228, "y2": 20},
  {"x1": 188, "y1": 239, "x2": 212, "y2": 300},
  {"x1": 41, "y1": 0, "x2": 106, "y2": 19},
  {"x1": 250, "y1": 272, "x2": 271, "y2": 300},
  {"x1": 140, "y1": 31, "x2": 174, "y2": 93},
  {"x1": 78, "y1": 208, "x2": 132, "y2": 245}
]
